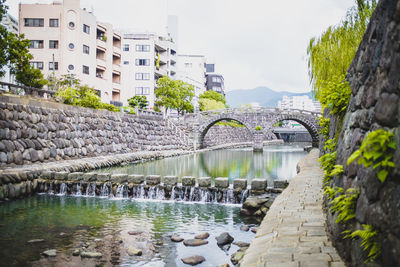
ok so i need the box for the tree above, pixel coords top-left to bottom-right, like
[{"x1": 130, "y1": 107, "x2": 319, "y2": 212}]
[
  {"x1": 128, "y1": 95, "x2": 148, "y2": 109},
  {"x1": 307, "y1": 0, "x2": 375, "y2": 101},
  {"x1": 155, "y1": 76, "x2": 194, "y2": 115},
  {"x1": 0, "y1": 1, "x2": 47, "y2": 88},
  {"x1": 199, "y1": 98, "x2": 225, "y2": 111},
  {"x1": 199, "y1": 90, "x2": 226, "y2": 105}
]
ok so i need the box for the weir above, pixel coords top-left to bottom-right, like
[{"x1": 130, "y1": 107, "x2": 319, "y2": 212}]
[{"x1": 36, "y1": 171, "x2": 288, "y2": 204}]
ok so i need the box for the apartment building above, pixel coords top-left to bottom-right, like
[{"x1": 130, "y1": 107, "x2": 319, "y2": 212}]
[
  {"x1": 121, "y1": 32, "x2": 177, "y2": 108},
  {"x1": 177, "y1": 55, "x2": 207, "y2": 111},
  {"x1": 205, "y1": 63, "x2": 225, "y2": 96},
  {"x1": 277, "y1": 95, "x2": 321, "y2": 112},
  {"x1": 18, "y1": 0, "x2": 122, "y2": 105}
]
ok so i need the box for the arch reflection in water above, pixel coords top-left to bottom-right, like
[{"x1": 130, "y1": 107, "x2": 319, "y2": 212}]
[{"x1": 96, "y1": 143, "x2": 307, "y2": 184}]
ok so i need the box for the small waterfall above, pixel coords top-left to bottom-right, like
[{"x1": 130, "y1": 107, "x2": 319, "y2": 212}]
[
  {"x1": 85, "y1": 183, "x2": 96, "y2": 197},
  {"x1": 199, "y1": 188, "x2": 209, "y2": 202},
  {"x1": 188, "y1": 187, "x2": 195, "y2": 201},
  {"x1": 225, "y1": 189, "x2": 234, "y2": 204},
  {"x1": 147, "y1": 186, "x2": 156, "y2": 199},
  {"x1": 240, "y1": 189, "x2": 249, "y2": 204},
  {"x1": 59, "y1": 183, "x2": 67, "y2": 195},
  {"x1": 100, "y1": 184, "x2": 109, "y2": 197},
  {"x1": 115, "y1": 184, "x2": 127, "y2": 198},
  {"x1": 155, "y1": 187, "x2": 165, "y2": 200},
  {"x1": 74, "y1": 183, "x2": 82, "y2": 196},
  {"x1": 170, "y1": 186, "x2": 176, "y2": 200},
  {"x1": 49, "y1": 183, "x2": 54, "y2": 194}
]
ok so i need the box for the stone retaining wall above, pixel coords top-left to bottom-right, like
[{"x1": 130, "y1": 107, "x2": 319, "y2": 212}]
[
  {"x1": 0, "y1": 94, "x2": 190, "y2": 167},
  {"x1": 325, "y1": 0, "x2": 400, "y2": 265},
  {"x1": 203, "y1": 125, "x2": 252, "y2": 147}
]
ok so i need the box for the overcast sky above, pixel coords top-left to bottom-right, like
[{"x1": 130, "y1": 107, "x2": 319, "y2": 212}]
[{"x1": 8, "y1": 0, "x2": 355, "y2": 93}]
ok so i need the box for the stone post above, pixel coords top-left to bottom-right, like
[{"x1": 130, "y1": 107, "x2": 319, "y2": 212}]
[{"x1": 253, "y1": 132, "x2": 263, "y2": 152}]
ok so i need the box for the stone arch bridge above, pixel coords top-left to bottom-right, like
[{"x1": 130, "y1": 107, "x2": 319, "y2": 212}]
[{"x1": 180, "y1": 107, "x2": 321, "y2": 150}]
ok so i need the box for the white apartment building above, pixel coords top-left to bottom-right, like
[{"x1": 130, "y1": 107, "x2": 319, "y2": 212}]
[
  {"x1": 278, "y1": 95, "x2": 321, "y2": 112},
  {"x1": 19, "y1": 0, "x2": 123, "y2": 105},
  {"x1": 177, "y1": 55, "x2": 207, "y2": 111},
  {"x1": 121, "y1": 32, "x2": 177, "y2": 108}
]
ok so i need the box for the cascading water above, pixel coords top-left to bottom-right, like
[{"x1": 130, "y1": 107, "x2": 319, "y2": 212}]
[
  {"x1": 170, "y1": 186, "x2": 176, "y2": 200},
  {"x1": 115, "y1": 185, "x2": 127, "y2": 198},
  {"x1": 155, "y1": 187, "x2": 165, "y2": 200},
  {"x1": 240, "y1": 189, "x2": 249, "y2": 204},
  {"x1": 100, "y1": 184, "x2": 109, "y2": 197},
  {"x1": 85, "y1": 183, "x2": 96, "y2": 197},
  {"x1": 49, "y1": 183, "x2": 54, "y2": 194},
  {"x1": 188, "y1": 187, "x2": 195, "y2": 202},
  {"x1": 58, "y1": 183, "x2": 67, "y2": 195},
  {"x1": 73, "y1": 183, "x2": 82, "y2": 196}
]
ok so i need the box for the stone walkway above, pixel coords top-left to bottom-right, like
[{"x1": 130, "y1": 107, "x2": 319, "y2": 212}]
[{"x1": 241, "y1": 149, "x2": 345, "y2": 267}]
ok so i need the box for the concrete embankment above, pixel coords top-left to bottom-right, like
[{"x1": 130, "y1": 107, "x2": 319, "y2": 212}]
[{"x1": 241, "y1": 149, "x2": 345, "y2": 267}]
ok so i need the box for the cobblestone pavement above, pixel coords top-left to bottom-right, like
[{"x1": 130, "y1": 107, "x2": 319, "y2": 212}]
[{"x1": 241, "y1": 149, "x2": 345, "y2": 267}]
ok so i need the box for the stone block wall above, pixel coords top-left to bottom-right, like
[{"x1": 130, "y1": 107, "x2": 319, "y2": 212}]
[
  {"x1": 326, "y1": 0, "x2": 400, "y2": 265},
  {"x1": 0, "y1": 95, "x2": 190, "y2": 167},
  {"x1": 203, "y1": 125, "x2": 253, "y2": 147}
]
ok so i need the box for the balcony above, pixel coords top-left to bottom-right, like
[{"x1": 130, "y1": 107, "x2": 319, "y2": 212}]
[
  {"x1": 96, "y1": 59, "x2": 106, "y2": 70},
  {"x1": 96, "y1": 67, "x2": 105, "y2": 79},
  {"x1": 155, "y1": 40, "x2": 167, "y2": 52},
  {"x1": 155, "y1": 68, "x2": 167, "y2": 78},
  {"x1": 112, "y1": 71, "x2": 121, "y2": 84},
  {"x1": 113, "y1": 34, "x2": 121, "y2": 49},
  {"x1": 113, "y1": 53, "x2": 121, "y2": 65}
]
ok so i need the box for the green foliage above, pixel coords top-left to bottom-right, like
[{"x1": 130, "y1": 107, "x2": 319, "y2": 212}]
[
  {"x1": 324, "y1": 138, "x2": 337, "y2": 152},
  {"x1": 318, "y1": 75, "x2": 352, "y2": 116},
  {"x1": 330, "y1": 188, "x2": 359, "y2": 223},
  {"x1": 123, "y1": 106, "x2": 136, "y2": 114},
  {"x1": 199, "y1": 98, "x2": 225, "y2": 111},
  {"x1": 155, "y1": 76, "x2": 194, "y2": 115},
  {"x1": 344, "y1": 224, "x2": 380, "y2": 261},
  {"x1": 347, "y1": 129, "x2": 396, "y2": 183},
  {"x1": 318, "y1": 117, "x2": 330, "y2": 138},
  {"x1": 307, "y1": 1, "x2": 375, "y2": 99},
  {"x1": 128, "y1": 95, "x2": 148, "y2": 109},
  {"x1": 255, "y1": 125, "x2": 262, "y2": 131},
  {"x1": 324, "y1": 186, "x2": 344, "y2": 200},
  {"x1": 199, "y1": 90, "x2": 226, "y2": 105},
  {"x1": 47, "y1": 74, "x2": 80, "y2": 91},
  {"x1": 319, "y1": 151, "x2": 337, "y2": 182},
  {"x1": 215, "y1": 120, "x2": 245, "y2": 128},
  {"x1": 56, "y1": 84, "x2": 120, "y2": 112}
]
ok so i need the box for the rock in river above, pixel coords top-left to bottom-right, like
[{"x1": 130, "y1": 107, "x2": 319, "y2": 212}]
[
  {"x1": 194, "y1": 232, "x2": 210, "y2": 240},
  {"x1": 127, "y1": 247, "x2": 143, "y2": 256},
  {"x1": 80, "y1": 251, "x2": 102, "y2": 258},
  {"x1": 128, "y1": 230, "x2": 143, "y2": 235},
  {"x1": 240, "y1": 225, "x2": 250, "y2": 231},
  {"x1": 233, "y1": 241, "x2": 250, "y2": 247},
  {"x1": 183, "y1": 239, "x2": 208, "y2": 247},
  {"x1": 42, "y1": 249, "x2": 57, "y2": 257},
  {"x1": 28, "y1": 239, "x2": 45, "y2": 243},
  {"x1": 171, "y1": 235, "x2": 184, "y2": 242},
  {"x1": 216, "y1": 232, "x2": 234, "y2": 246},
  {"x1": 181, "y1": 255, "x2": 206, "y2": 265}
]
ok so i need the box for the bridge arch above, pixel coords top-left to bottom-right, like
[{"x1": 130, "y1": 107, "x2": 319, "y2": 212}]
[
  {"x1": 198, "y1": 115, "x2": 254, "y2": 149},
  {"x1": 269, "y1": 114, "x2": 320, "y2": 147}
]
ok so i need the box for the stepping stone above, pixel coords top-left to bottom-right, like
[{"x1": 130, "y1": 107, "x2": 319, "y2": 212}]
[
  {"x1": 194, "y1": 232, "x2": 209, "y2": 239},
  {"x1": 181, "y1": 255, "x2": 205, "y2": 265},
  {"x1": 171, "y1": 235, "x2": 184, "y2": 242},
  {"x1": 183, "y1": 239, "x2": 208, "y2": 246},
  {"x1": 42, "y1": 249, "x2": 57, "y2": 257}
]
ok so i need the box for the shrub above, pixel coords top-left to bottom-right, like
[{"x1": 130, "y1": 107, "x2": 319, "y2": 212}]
[{"x1": 255, "y1": 125, "x2": 262, "y2": 131}]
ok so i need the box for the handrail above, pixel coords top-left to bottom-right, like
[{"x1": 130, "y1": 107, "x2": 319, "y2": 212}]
[
  {"x1": 195, "y1": 107, "x2": 321, "y2": 117},
  {"x1": 166, "y1": 117, "x2": 194, "y2": 149},
  {"x1": 0, "y1": 81, "x2": 55, "y2": 98},
  {"x1": 135, "y1": 109, "x2": 163, "y2": 117}
]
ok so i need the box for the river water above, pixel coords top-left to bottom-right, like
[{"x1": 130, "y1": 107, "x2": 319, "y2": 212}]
[
  {"x1": 0, "y1": 143, "x2": 308, "y2": 266},
  {"x1": 95, "y1": 143, "x2": 307, "y2": 184}
]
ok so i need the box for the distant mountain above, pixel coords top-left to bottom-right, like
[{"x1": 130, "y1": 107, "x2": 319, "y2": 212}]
[{"x1": 226, "y1": 87, "x2": 313, "y2": 108}]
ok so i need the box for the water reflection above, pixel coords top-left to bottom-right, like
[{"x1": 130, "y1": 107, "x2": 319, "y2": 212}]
[{"x1": 96, "y1": 143, "x2": 307, "y2": 184}]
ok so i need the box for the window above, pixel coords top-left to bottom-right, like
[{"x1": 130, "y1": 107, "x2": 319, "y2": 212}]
[
  {"x1": 49, "y1": 40, "x2": 59, "y2": 49},
  {"x1": 123, "y1": 44, "x2": 129, "y2": 51},
  {"x1": 184, "y1": 63, "x2": 192, "y2": 68},
  {"x1": 212, "y1": 77, "x2": 221, "y2": 83},
  {"x1": 135, "y1": 59, "x2": 150, "y2": 66},
  {"x1": 68, "y1": 43, "x2": 75, "y2": 50},
  {"x1": 135, "y1": 44, "x2": 150, "y2": 52},
  {"x1": 135, "y1": 87, "x2": 150, "y2": 95},
  {"x1": 135, "y1": 73, "x2": 150, "y2": 80},
  {"x1": 30, "y1": 62, "x2": 43, "y2": 70},
  {"x1": 68, "y1": 65, "x2": 74, "y2": 71},
  {"x1": 83, "y1": 65, "x2": 89, "y2": 74},
  {"x1": 49, "y1": 19, "x2": 59, "y2": 27},
  {"x1": 123, "y1": 61, "x2": 129, "y2": 65},
  {"x1": 24, "y1": 18, "x2": 44, "y2": 27},
  {"x1": 49, "y1": 62, "x2": 58, "y2": 70},
  {"x1": 83, "y1": 45, "x2": 90, "y2": 54},
  {"x1": 83, "y1": 24, "x2": 90, "y2": 34},
  {"x1": 212, "y1": 86, "x2": 222, "y2": 92},
  {"x1": 29, "y1": 40, "x2": 44, "y2": 49},
  {"x1": 68, "y1": 21, "x2": 75, "y2": 28}
]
